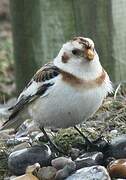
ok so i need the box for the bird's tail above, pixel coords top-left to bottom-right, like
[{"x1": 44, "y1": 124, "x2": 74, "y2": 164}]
[{"x1": 0, "y1": 106, "x2": 29, "y2": 131}]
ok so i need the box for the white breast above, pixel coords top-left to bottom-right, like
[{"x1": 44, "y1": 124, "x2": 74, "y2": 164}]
[{"x1": 30, "y1": 75, "x2": 112, "y2": 129}]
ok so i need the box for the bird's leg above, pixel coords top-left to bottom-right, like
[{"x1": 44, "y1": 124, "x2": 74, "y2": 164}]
[
  {"x1": 40, "y1": 127, "x2": 66, "y2": 155},
  {"x1": 74, "y1": 126, "x2": 92, "y2": 146},
  {"x1": 74, "y1": 126, "x2": 108, "y2": 151}
]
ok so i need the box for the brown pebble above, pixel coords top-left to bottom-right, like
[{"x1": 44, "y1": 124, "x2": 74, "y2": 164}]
[
  {"x1": 12, "y1": 174, "x2": 39, "y2": 180},
  {"x1": 37, "y1": 166, "x2": 57, "y2": 180},
  {"x1": 107, "y1": 159, "x2": 126, "y2": 178},
  {"x1": 12, "y1": 163, "x2": 40, "y2": 180}
]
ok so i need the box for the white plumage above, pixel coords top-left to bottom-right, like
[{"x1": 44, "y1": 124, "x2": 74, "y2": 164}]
[{"x1": 1, "y1": 37, "x2": 113, "y2": 130}]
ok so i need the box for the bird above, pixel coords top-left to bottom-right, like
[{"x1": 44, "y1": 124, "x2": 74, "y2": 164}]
[{"x1": 1, "y1": 37, "x2": 113, "y2": 151}]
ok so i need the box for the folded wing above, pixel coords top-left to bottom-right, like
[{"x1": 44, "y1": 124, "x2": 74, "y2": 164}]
[{"x1": 1, "y1": 62, "x2": 60, "y2": 130}]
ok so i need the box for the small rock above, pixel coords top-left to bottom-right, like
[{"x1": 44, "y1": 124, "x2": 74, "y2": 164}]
[
  {"x1": 109, "y1": 129, "x2": 118, "y2": 137},
  {"x1": 12, "y1": 174, "x2": 38, "y2": 180},
  {"x1": 7, "y1": 136, "x2": 30, "y2": 146},
  {"x1": 37, "y1": 166, "x2": 57, "y2": 180},
  {"x1": 12, "y1": 142, "x2": 31, "y2": 152},
  {"x1": 11, "y1": 163, "x2": 40, "y2": 180},
  {"x1": 35, "y1": 132, "x2": 44, "y2": 141},
  {"x1": 105, "y1": 157, "x2": 116, "y2": 167},
  {"x1": 109, "y1": 134, "x2": 126, "y2": 158},
  {"x1": 66, "y1": 166, "x2": 111, "y2": 180},
  {"x1": 8, "y1": 144, "x2": 55, "y2": 175},
  {"x1": 51, "y1": 157, "x2": 73, "y2": 170},
  {"x1": 16, "y1": 119, "x2": 39, "y2": 138},
  {"x1": 9, "y1": 176, "x2": 17, "y2": 180},
  {"x1": 74, "y1": 151, "x2": 103, "y2": 170},
  {"x1": 0, "y1": 131, "x2": 10, "y2": 140},
  {"x1": 69, "y1": 148, "x2": 80, "y2": 160},
  {"x1": 55, "y1": 161, "x2": 76, "y2": 180},
  {"x1": 35, "y1": 132, "x2": 51, "y2": 143},
  {"x1": 107, "y1": 159, "x2": 126, "y2": 178}
]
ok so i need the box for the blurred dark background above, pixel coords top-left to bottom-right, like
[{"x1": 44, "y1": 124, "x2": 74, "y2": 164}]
[{"x1": 0, "y1": 0, "x2": 126, "y2": 102}]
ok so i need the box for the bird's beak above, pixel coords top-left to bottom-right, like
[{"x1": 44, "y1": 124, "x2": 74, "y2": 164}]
[{"x1": 84, "y1": 48, "x2": 95, "y2": 61}]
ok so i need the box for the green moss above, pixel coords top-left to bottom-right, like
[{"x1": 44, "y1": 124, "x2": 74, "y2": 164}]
[{"x1": 54, "y1": 128, "x2": 84, "y2": 153}]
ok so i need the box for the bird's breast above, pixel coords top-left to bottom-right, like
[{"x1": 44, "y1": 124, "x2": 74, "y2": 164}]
[{"x1": 31, "y1": 78, "x2": 109, "y2": 128}]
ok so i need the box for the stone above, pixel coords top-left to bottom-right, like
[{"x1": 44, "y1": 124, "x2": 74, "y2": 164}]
[
  {"x1": 51, "y1": 157, "x2": 73, "y2": 170},
  {"x1": 35, "y1": 132, "x2": 52, "y2": 143},
  {"x1": 109, "y1": 129, "x2": 118, "y2": 137},
  {"x1": 11, "y1": 163, "x2": 40, "y2": 180},
  {"x1": 16, "y1": 119, "x2": 39, "y2": 138},
  {"x1": 107, "y1": 159, "x2": 126, "y2": 178},
  {"x1": 37, "y1": 166, "x2": 57, "y2": 180},
  {"x1": 109, "y1": 134, "x2": 126, "y2": 159},
  {"x1": 69, "y1": 148, "x2": 80, "y2": 160},
  {"x1": 74, "y1": 151, "x2": 103, "y2": 170},
  {"x1": 11, "y1": 174, "x2": 39, "y2": 180},
  {"x1": 0, "y1": 131, "x2": 10, "y2": 140},
  {"x1": 66, "y1": 166, "x2": 111, "y2": 180},
  {"x1": 12, "y1": 142, "x2": 31, "y2": 152},
  {"x1": 7, "y1": 136, "x2": 30, "y2": 146},
  {"x1": 55, "y1": 161, "x2": 76, "y2": 180},
  {"x1": 8, "y1": 144, "x2": 55, "y2": 175}
]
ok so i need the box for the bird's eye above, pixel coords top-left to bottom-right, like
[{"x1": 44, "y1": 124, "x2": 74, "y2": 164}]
[{"x1": 72, "y1": 49, "x2": 81, "y2": 56}]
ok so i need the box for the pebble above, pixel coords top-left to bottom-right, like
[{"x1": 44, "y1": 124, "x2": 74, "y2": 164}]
[
  {"x1": 12, "y1": 142, "x2": 31, "y2": 152},
  {"x1": 51, "y1": 157, "x2": 73, "y2": 170},
  {"x1": 0, "y1": 131, "x2": 10, "y2": 140},
  {"x1": 66, "y1": 165, "x2": 111, "y2": 180},
  {"x1": 55, "y1": 161, "x2": 76, "y2": 180},
  {"x1": 35, "y1": 132, "x2": 52, "y2": 143},
  {"x1": 107, "y1": 159, "x2": 126, "y2": 178},
  {"x1": 16, "y1": 120, "x2": 39, "y2": 138},
  {"x1": 69, "y1": 148, "x2": 80, "y2": 160},
  {"x1": 37, "y1": 166, "x2": 57, "y2": 180},
  {"x1": 11, "y1": 174, "x2": 38, "y2": 180},
  {"x1": 110, "y1": 129, "x2": 118, "y2": 137},
  {"x1": 109, "y1": 134, "x2": 126, "y2": 159},
  {"x1": 7, "y1": 136, "x2": 30, "y2": 146},
  {"x1": 74, "y1": 151, "x2": 103, "y2": 170},
  {"x1": 8, "y1": 144, "x2": 55, "y2": 175},
  {"x1": 11, "y1": 163, "x2": 40, "y2": 180}
]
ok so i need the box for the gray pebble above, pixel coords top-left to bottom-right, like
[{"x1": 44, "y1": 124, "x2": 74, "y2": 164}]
[
  {"x1": 52, "y1": 157, "x2": 73, "y2": 170},
  {"x1": 55, "y1": 161, "x2": 76, "y2": 180},
  {"x1": 74, "y1": 151, "x2": 103, "y2": 170},
  {"x1": 66, "y1": 165, "x2": 111, "y2": 180},
  {"x1": 8, "y1": 144, "x2": 55, "y2": 175}
]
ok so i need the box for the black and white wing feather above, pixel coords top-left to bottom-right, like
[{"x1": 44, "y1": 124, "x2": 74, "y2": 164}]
[{"x1": 2, "y1": 62, "x2": 60, "y2": 129}]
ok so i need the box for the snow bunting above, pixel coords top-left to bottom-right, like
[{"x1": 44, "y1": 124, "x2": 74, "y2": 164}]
[{"x1": 1, "y1": 37, "x2": 113, "y2": 131}]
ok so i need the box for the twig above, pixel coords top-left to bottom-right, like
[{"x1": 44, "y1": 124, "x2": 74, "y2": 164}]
[{"x1": 114, "y1": 83, "x2": 121, "y2": 100}]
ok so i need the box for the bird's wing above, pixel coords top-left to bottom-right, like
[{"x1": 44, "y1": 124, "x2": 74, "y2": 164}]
[{"x1": 2, "y1": 62, "x2": 60, "y2": 129}]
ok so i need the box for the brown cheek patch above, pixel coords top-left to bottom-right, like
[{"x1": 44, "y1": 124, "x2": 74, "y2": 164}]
[
  {"x1": 95, "y1": 69, "x2": 106, "y2": 85},
  {"x1": 62, "y1": 52, "x2": 70, "y2": 63},
  {"x1": 61, "y1": 69, "x2": 106, "y2": 89}
]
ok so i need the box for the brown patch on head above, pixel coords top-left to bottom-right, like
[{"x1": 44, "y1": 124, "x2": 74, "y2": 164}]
[
  {"x1": 62, "y1": 52, "x2": 70, "y2": 63},
  {"x1": 72, "y1": 37, "x2": 78, "y2": 41},
  {"x1": 72, "y1": 37, "x2": 91, "y2": 49},
  {"x1": 60, "y1": 69, "x2": 106, "y2": 89}
]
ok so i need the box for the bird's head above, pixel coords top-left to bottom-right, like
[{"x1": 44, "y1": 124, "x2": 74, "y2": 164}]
[{"x1": 54, "y1": 37, "x2": 102, "y2": 79}]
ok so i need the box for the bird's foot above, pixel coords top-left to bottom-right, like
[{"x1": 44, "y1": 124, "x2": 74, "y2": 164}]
[
  {"x1": 91, "y1": 136, "x2": 110, "y2": 152},
  {"x1": 40, "y1": 127, "x2": 67, "y2": 156},
  {"x1": 74, "y1": 126, "x2": 109, "y2": 152}
]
